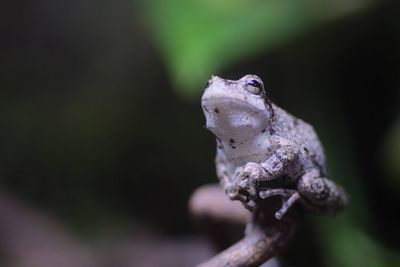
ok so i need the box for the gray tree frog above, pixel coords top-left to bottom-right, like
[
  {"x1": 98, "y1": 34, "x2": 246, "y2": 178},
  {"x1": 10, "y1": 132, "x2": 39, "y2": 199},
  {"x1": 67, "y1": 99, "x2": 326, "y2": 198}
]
[{"x1": 202, "y1": 74, "x2": 347, "y2": 220}]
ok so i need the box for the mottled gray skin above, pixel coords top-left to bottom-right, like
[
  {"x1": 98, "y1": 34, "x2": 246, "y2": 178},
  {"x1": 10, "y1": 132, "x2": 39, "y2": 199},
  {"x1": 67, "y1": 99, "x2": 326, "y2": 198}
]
[{"x1": 202, "y1": 74, "x2": 347, "y2": 220}]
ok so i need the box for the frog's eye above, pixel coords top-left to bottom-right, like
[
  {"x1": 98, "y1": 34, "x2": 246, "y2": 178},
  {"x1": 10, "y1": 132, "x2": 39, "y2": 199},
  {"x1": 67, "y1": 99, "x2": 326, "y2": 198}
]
[{"x1": 245, "y1": 79, "x2": 264, "y2": 95}]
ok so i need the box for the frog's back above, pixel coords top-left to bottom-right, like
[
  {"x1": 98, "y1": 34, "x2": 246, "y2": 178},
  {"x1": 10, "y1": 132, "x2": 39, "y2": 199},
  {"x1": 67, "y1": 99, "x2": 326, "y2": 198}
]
[{"x1": 270, "y1": 105, "x2": 328, "y2": 176}]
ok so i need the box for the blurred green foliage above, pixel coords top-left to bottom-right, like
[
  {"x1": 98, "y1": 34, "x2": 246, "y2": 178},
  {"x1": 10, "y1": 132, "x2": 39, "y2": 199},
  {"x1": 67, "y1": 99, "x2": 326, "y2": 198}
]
[{"x1": 140, "y1": 0, "x2": 373, "y2": 95}]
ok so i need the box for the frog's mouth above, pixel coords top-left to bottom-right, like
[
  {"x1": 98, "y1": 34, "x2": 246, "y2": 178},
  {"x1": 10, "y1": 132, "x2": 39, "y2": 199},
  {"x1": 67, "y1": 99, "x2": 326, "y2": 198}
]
[{"x1": 202, "y1": 97, "x2": 269, "y2": 142}]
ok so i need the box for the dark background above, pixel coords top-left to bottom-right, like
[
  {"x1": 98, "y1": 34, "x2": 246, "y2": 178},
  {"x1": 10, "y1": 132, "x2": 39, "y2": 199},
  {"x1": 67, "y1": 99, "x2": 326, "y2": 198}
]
[{"x1": 1, "y1": 0, "x2": 399, "y2": 266}]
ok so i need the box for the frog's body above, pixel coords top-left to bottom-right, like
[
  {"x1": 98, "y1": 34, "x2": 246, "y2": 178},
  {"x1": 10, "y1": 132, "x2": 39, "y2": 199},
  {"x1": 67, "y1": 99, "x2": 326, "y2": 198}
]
[
  {"x1": 215, "y1": 103, "x2": 327, "y2": 183},
  {"x1": 202, "y1": 75, "x2": 347, "y2": 219}
]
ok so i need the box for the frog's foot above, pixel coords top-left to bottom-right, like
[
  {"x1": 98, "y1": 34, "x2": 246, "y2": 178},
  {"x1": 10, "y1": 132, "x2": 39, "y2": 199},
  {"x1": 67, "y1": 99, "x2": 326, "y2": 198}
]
[
  {"x1": 226, "y1": 184, "x2": 256, "y2": 211},
  {"x1": 226, "y1": 185, "x2": 248, "y2": 202},
  {"x1": 259, "y1": 189, "x2": 300, "y2": 220},
  {"x1": 230, "y1": 163, "x2": 264, "y2": 200}
]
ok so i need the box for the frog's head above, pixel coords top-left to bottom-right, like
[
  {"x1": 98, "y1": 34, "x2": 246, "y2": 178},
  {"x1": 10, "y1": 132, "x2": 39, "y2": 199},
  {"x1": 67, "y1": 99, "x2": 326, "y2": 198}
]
[{"x1": 201, "y1": 74, "x2": 273, "y2": 143}]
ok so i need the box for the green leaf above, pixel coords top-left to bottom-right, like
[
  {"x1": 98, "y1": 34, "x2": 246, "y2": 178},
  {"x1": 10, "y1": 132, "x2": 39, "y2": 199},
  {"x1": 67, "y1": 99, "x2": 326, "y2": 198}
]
[{"x1": 138, "y1": 0, "x2": 372, "y2": 96}]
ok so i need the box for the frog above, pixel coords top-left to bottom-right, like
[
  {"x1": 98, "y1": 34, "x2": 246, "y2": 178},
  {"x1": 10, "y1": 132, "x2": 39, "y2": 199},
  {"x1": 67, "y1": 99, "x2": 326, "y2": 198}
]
[{"x1": 201, "y1": 74, "x2": 348, "y2": 220}]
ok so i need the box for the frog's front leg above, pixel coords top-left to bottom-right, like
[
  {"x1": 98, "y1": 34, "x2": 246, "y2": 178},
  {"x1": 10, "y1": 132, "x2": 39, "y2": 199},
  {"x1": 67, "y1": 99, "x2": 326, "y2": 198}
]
[
  {"x1": 259, "y1": 137, "x2": 300, "y2": 179},
  {"x1": 229, "y1": 137, "x2": 300, "y2": 201},
  {"x1": 216, "y1": 152, "x2": 235, "y2": 196},
  {"x1": 216, "y1": 150, "x2": 250, "y2": 204},
  {"x1": 229, "y1": 163, "x2": 266, "y2": 198}
]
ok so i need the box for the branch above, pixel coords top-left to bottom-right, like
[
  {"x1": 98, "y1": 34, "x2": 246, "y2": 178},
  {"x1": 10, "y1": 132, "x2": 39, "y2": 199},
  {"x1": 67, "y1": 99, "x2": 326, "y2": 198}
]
[{"x1": 190, "y1": 184, "x2": 297, "y2": 267}]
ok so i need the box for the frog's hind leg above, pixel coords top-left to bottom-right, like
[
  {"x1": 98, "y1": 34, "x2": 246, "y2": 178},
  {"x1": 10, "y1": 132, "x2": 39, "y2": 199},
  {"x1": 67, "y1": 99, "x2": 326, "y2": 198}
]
[
  {"x1": 259, "y1": 189, "x2": 300, "y2": 220},
  {"x1": 297, "y1": 169, "x2": 348, "y2": 215}
]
